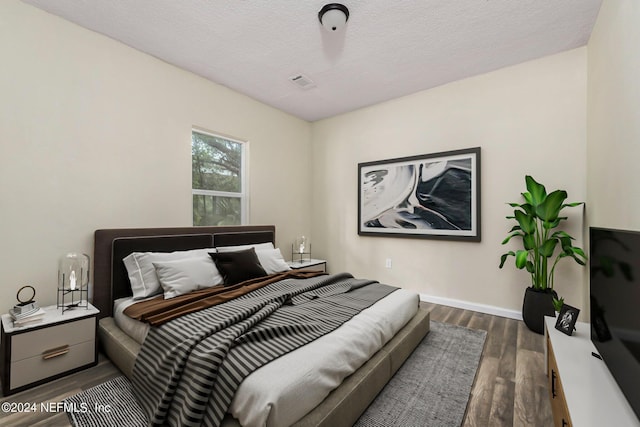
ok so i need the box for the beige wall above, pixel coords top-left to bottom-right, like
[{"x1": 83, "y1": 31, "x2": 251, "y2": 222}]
[
  {"x1": 311, "y1": 48, "x2": 588, "y2": 315},
  {"x1": 0, "y1": 0, "x2": 599, "y2": 319},
  {"x1": 0, "y1": 1, "x2": 312, "y2": 312},
  {"x1": 587, "y1": 0, "x2": 640, "y2": 230}
]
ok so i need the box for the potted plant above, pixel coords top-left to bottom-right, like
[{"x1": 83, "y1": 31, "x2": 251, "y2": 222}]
[{"x1": 499, "y1": 176, "x2": 587, "y2": 334}]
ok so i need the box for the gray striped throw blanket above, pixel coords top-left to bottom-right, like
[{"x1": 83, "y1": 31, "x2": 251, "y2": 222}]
[{"x1": 132, "y1": 272, "x2": 397, "y2": 427}]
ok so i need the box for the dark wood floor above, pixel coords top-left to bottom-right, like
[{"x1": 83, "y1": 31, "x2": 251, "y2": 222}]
[
  {"x1": 421, "y1": 303, "x2": 553, "y2": 427},
  {"x1": 0, "y1": 304, "x2": 553, "y2": 427}
]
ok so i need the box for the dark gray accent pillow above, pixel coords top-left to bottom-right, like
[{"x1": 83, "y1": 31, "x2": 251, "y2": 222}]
[{"x1": 209, "y1": 248, "x2": 267, "y2": 285}]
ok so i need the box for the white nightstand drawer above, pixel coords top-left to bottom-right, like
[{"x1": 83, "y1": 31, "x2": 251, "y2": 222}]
[
  {"x1": 10, "y1": 339, "x2": 95, "y2": 389},
  {"x1": 1, "y1": 303, "x2": 99, "y2": 395},
  {"x1": 11, "y1": 317, "x2": 95, "y2": 362}
]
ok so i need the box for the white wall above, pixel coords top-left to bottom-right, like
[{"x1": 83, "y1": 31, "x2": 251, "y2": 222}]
[
  {"x1": 0, "y1": 1, "x2": 312, "y2": 313},
  {"x1": 311, "y1": 48, "x2": 588, "y2": 315},
  {"x1": 587, "y1": 0, "x2": 640, "y2": 230}
]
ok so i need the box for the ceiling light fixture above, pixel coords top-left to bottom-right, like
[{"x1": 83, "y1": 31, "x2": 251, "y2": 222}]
[{"x1": 318, "y1": 3, "x2": 349, "y2": 32}]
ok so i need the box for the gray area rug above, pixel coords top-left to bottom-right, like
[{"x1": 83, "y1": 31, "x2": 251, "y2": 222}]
[
  {"x1": 354, "y1": 321, "x2": 487, "y2": 427},
  {"x1": 65, "y1": 321, "x2": 485, "y2": 427}
]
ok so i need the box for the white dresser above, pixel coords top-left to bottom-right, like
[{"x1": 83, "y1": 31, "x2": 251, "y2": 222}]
[
  {"x1": 545, "y1": 316, "x2": 640, "y2": 426},
  {"x1": 1, "y1": 303, "x2": 99, "y2": 395}
]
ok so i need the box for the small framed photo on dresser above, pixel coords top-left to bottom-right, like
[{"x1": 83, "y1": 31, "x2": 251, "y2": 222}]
[{"x1": 555, "y1": 304, "x2": 580, "y2": 336}]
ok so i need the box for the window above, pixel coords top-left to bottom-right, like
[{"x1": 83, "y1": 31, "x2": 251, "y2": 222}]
[{"x1": 192, "y1": 129, "x2": 247, "y2": 226}]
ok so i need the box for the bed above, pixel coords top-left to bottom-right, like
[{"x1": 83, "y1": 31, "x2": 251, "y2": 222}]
[{"x1": 93, "y1": 225, "x2": 430, "y2": 427}]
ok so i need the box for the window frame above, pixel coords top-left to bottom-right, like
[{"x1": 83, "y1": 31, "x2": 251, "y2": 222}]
[{"x1": 191, "y1": 128, "x2": 248, "y2": 225}]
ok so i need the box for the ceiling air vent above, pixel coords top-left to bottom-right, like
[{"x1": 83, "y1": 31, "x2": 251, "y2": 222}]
[{"x1": 289, "y1": 74, "x2": 316, "y2": 90}]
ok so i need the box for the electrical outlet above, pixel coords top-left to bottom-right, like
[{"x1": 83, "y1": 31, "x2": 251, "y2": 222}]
[{"x1": 385, "y1": 258, "x2": 392, "y2": 269}]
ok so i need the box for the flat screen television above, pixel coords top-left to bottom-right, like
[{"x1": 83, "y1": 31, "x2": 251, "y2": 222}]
[{"x1": 590, "y1": 226, "x2": 640, "y2": 420}]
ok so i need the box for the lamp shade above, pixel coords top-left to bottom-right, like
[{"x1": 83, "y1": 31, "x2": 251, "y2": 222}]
[
  {"x1": 58, "y1": 252, "x2": 90, "y2": 312},
  {"x1": 318, "y1": 3, "x2": 349, "y2": 32},
  {"x1": 58, "y1": 252, "x2": 90, "y2": 291}
]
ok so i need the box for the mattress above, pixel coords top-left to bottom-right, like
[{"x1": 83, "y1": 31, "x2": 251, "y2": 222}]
[
  {"x1": 115, "y1": 288, "x2": 419, "y2": 427},
  {"x1": 114, "y1": 297, "x2": 150, "y2": 344}
]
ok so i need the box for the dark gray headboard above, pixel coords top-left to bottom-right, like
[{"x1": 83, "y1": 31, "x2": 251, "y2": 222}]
[{"x1": 93, "y1": 225, "x2": 275, "y2": 319}]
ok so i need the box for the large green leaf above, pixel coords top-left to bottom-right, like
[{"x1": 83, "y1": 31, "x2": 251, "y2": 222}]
[
  {"x1": 567, "y1": 248, "x2": 587, "y2": 265},
  {"x1": 539, "y1": 239, "x2": 558, "y2": 257},
  {"x1": 499, "y1": 251, "x2": 516, "y2": 268},
  {"x1": 515, "y1": 210, "x2": 535, "y2": 234},
  {"x1": 525, "y1": 261, "x2": 534, "y2": 273},
  {"x1": 543, "y1": 219, "x2": 561, "y2": 229},
  {"x1": 525, "y1": 176, "x2": 547, "y2": 207},
  {"x1": 523, "y1": 234, "x2": 536, "y2": 250},
  {"x1": 570, "y1": 246, "x2": 587, "y2": 260},
  {"x1": 562, "y1": 202, "x2": 584, "y2": 208},
  {"x1": 501, "y1": 231, "x2": 523, "y2": 245},
  {"x1": 551, "y1": 231, "x2": 574, "y2": 240},
  {"x1": 515, "y1": 250, "x2": 529, "y2": 269},
  {"x1": 536, "y1": 190, "x2": 567, "y2": 222},
  {"x1": 521, "y1": 203, "x2": 535, "y2": 216}
]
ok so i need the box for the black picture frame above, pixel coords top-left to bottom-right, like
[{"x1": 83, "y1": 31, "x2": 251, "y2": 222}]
[
  {"x1": 555, "y1": 304, "x2": 580, "y2": 336},
  {"x1": 357, "y1": 147, "x2": 481, "y2": 241}
]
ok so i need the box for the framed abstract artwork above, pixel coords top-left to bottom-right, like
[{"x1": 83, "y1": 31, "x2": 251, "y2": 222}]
[{"x1": 358, "y1": 147, "x2": 481, "y2": 241}]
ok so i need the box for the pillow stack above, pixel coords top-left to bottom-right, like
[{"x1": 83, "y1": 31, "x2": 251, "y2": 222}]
[{"x1": 123, "y1": 243, "x2": 291, "y2": 300}]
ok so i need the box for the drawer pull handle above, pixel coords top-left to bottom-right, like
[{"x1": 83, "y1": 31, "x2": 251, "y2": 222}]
[
  {"x1": 551, "y1": 369, "x2": 558, "y2": 398},
  {"x1": 42, "y1": 345, "x2": 70, "y2": 360}
]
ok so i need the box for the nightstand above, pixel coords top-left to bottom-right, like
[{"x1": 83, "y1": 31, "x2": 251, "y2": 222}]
[
  {"x1": 287, "y1": 259, "x2": 327, "y2": 273},
  {"x1": 0, "y1": 303, "x2": 99, "y2": 396}
]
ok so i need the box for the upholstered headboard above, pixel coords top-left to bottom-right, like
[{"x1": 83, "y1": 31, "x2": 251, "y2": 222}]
[{"x1": 93, "y1": 225, "x2": 276, "y2": 319}]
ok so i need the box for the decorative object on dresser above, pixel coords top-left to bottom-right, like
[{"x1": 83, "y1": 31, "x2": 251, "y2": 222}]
[
  {"x1": 555, "y1": 303, "x2": 579, "y2": 336},
  {"x1": 9, "y1": 285, "x2": 43, "y2": 327},
  {"x1": 0, "y1": 303, "x2": 99, "y2": 396},
  {"x1": 292, "y1": 235, "x2": 311, "y2": 263},
  {"x1": 358, "y1": 147, "x2": 481, "y2": 241},
  {"x1": 499, "y1": 175, "x2": 587, "y2": 334},
  {"x1": 57, "y1": 252, "x2": 90, "y2": 313}
]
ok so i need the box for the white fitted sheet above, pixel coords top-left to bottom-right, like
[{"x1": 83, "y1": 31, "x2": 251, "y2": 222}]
[
  {"x1": 115, "y1": 288, "x2": 419, "y2": 427},
  {"x1": 114, "y1": 297, "x2": 150, "y2": 344}
]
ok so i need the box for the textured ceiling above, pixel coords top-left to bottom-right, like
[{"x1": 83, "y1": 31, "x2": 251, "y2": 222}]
[{"x1": 23, "y1": 0, "x2": 602, "y2": 122}]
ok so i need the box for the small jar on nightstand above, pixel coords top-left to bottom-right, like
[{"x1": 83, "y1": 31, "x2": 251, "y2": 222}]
[
  {"x1": 287, "y1": 259, "x2": 327, "y2": 273},
  {"x1": 0, "y1": 303, "x2": 99, "y2": 396}
]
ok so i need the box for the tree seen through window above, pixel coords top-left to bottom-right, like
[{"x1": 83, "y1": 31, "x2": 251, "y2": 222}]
[{"x1": 192, "y1": 130, "x2": 245, "y2": 225}]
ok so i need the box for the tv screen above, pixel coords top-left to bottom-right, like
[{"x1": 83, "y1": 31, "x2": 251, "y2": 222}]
[{"x1": 590, "y1": 227, "x2": 640, "y2": 420}]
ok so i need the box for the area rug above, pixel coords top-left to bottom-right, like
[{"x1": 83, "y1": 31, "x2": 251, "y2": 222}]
[
  {"x1": 64, "y1": 375, "x2": 147, "y2": 427},
  {"x1": 354, "y1": 321, "x2": 487, "y2": 427},
  {"x1": 66, "y1": 321, "x2": 485, "y2": 427}
]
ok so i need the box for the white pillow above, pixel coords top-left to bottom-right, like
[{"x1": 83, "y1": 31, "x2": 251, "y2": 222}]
[
  {"x1": 153, "y1": 257, "x2": 223, "y2": 299},
  {"x1": 256, "y1": 248, "x2": 291, "y2": 274},
  {"x1": 123, "y1": 248, "x2": 218, "y2": 299},
  {"x1": 216, "y1": 242, "x2": 275, "y2": 253}
]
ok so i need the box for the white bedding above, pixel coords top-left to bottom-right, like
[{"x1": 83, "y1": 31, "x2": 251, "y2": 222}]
[
  {"x1": 115, "y1": 288, "x2": 419, "y2": 427},
  {"x1": 114, "y1": 297, "x2": 150, "y2": 344}
]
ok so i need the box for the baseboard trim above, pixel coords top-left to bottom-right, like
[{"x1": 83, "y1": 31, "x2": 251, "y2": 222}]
[{"x1": 419, "y1": 293, "x2": 523, "y2": 320}]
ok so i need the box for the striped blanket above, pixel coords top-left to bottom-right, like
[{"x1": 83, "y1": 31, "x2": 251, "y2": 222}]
[{"x1": 132, "y1": 272, "x2": 397, "y2": 427}]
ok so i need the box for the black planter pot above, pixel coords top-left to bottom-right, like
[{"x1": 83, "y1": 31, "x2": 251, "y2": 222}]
[{"x1": 522, "y1": 287, "x2": 557, "y2": 334}]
